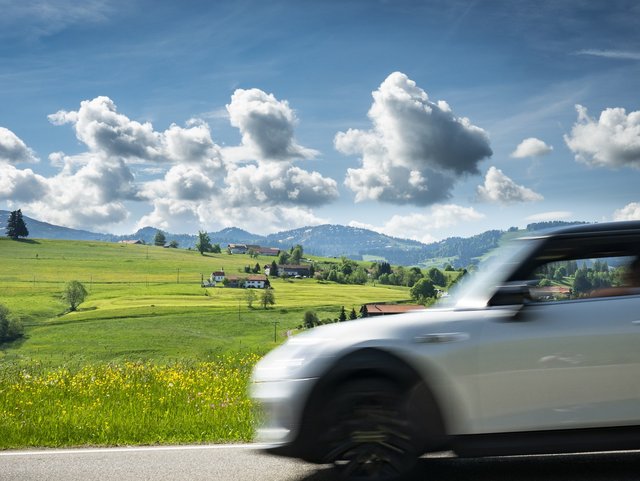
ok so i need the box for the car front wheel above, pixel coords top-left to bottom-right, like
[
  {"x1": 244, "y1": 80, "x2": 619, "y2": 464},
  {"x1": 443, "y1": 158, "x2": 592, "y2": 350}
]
[{"x1": 321, "y1": 377, "x2": 420, "y2": 481}]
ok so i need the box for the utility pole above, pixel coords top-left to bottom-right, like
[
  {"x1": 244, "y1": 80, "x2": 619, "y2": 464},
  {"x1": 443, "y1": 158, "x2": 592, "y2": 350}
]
[{"x1": 272, "y1": 321, "x2": 279, "y2": 342}]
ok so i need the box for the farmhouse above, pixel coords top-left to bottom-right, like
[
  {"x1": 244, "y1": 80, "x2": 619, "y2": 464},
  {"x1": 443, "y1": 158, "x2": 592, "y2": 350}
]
[
  {"x1": 227, "y1": 244, "x2": 280, "y2": 256},
  {"x1": 118, "y1": 239, "x2": 143, "y2": 245},
  {"x1": 228, "y1": 243, "x2": 248, "y2": 254},
  {"x1": 280, "y1": 264, "x2": 312, "y2": 277},
  {"x1": 257, "y1": 247, "x2": 280, "y2": 256},
  {"x1": 245, "y1": 274, "x2": 270, "y2": 289},
  {"x1": 360, "y1": 303, "x2": 424, "y2": 317},
  {"x1": 209, "y1": 270, "x2": 225, "y2": 285}
]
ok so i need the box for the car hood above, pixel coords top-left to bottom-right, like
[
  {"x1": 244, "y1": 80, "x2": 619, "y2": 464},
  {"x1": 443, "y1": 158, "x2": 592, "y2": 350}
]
[{"x1": 253, "y1": 306, "x2": 504, "y2": 382}]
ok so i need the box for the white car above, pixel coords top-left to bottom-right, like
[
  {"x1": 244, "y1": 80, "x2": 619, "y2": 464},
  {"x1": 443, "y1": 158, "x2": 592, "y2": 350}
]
[{"x1": 251, "y1": 221, "x2": 640, "y2": 480}]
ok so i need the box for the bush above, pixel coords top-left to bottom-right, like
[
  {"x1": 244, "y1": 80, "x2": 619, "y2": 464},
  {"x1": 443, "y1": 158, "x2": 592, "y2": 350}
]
[
  {"x1": 303, "y1": 311, "x2": 318, "y2": 329},
  {"x1": 0, "y1": 304, "x2": 24, "y2": 343},
  {"x1": 62, "y1": 280, "x2": 88, "y2": 311}
]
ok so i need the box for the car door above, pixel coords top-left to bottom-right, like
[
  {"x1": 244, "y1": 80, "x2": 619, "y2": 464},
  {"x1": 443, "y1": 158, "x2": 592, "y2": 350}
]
[{"x1": 475, "y1": 294, "x2": 640, "y2": 434}]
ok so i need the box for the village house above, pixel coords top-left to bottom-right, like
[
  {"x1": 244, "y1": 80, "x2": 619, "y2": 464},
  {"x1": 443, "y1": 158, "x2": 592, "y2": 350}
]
[
  {"x1": 245, "y1": 274, "x2": 270, "y2": 289},
  {"x1": 228, "y1": 243, "x2": 249, "y2": 254},
  {"x1": 257, "y1": 247, "x2": 280, "y2": 256},
  {"x1": 227, "y1": 244, "x2": 280, "y2": 256},
  {"x1": 359, "y1": 303, "x2": 424, "y2": 317},
  {"x1": 209, "y1": 270, "x2": 225, "y2": 285},
  {"x1": 279, "y1": 264, "x2": 312, "y2": 277}
]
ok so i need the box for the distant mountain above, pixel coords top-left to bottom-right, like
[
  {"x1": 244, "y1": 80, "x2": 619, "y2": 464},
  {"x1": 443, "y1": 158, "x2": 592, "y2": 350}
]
[
  {"x1": 0, "y1": 210, "x2": 115, "y2": 241},
  {"x1": 263, "y1": 224, "x2": 426, "y2": 261},
  {"x1": 0, "y1": 210, "x2": 587, "y2": 268}
]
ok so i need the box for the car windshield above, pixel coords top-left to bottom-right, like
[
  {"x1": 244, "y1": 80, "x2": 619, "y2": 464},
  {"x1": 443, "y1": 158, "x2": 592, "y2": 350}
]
[{"x1": 442, "y1": 236, "x2": 543, "y2": 309}]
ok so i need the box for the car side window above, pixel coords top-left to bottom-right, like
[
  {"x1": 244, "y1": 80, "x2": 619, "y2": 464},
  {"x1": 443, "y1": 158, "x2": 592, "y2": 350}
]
[{"x1": 528, "y1": 255, "x2": 639, "y2": 302}]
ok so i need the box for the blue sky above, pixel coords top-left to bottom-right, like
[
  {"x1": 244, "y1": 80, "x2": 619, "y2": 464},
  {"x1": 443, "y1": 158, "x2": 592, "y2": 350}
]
[{"x1": 1, "y1": 0, "x2": 640, "y2": 242}]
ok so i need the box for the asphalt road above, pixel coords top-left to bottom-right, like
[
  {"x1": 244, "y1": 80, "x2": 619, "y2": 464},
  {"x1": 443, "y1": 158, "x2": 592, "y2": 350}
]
[{"x1": 2, "y1": 445, "x2": 639, "y2": 481}]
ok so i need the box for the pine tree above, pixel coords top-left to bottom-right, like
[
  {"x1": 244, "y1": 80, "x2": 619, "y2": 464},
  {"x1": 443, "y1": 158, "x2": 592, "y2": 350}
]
[
  {"x1": 5, "y1": 209, "x2": 29, "y2": 240},
  {"x1": 153, "y1": 230, "x2": 166, "y2": 246},
  {"x1": 338, "y1": 306, "x2": 347, "y2": 322},
  {"x1": 349, "y1": 307, "x2": 358, "y2": 320}
]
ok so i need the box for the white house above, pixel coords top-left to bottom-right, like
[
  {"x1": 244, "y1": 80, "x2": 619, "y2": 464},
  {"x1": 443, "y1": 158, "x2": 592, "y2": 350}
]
[
  {"x1": 245, "y1": 274, "x2": 269, "y2": 289},
  {"x1": 209, "y1": 270, "x2": 225, "y2": 285}
]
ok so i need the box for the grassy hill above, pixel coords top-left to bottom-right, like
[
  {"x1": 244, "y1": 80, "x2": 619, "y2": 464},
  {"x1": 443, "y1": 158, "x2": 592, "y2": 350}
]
[{"x1": 0, "y1": 238, "x2": 411, "y2": 366}]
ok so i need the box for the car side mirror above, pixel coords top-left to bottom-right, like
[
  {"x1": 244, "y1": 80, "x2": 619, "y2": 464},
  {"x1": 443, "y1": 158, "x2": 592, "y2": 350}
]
[{"x1": 489, "y1": 283, "x2": 532, "y2": 307}]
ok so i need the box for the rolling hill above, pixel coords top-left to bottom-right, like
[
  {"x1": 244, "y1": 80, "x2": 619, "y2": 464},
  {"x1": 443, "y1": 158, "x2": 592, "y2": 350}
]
[{"x1": 0, "y1": 210, "x2": 587, "y2": 267}]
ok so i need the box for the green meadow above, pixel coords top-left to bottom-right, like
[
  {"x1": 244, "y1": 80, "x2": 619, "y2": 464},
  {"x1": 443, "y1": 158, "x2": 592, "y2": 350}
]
[
  {"x1": 0, "y1": 237, "x2": 412, "y2": 365},
  {"x1": 0, "y1": 237, "x2": 413, "y2": 448}
]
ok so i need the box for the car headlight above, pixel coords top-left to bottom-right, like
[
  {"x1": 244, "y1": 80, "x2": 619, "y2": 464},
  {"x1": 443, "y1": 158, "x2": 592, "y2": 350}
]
[{"x1": 253, "y1": 336, "x2": 334, "y2": 382}]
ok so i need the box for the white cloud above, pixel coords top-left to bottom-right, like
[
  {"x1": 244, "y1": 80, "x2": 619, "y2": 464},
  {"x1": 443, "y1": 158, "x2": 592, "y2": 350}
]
[
  {"x1": 48, "y1": 96, "x2": 163, "y2": 162},
  {"x1": 576, "y1": 49, "x2": 640, "y2": 61},
  {"x1": 525, "y1": 211, "x2": 573, "y2": 222},
  {"x1": 511, "y1": 137, "x2": 553, "y2": 158},
  {"x1": 0, "y1": 127, "x2": 39, "y2": 163},
  {"x1": 349, "y1": 204, "x2": 485, "y2": 244},
  {"x1": 138, "y1": 199, "x2": 328, "y2": 235},
  {"x1": 223, "y1": 162, "x2": 338, "y2": 208},
  {"x1": 226, "y1": 88, "x2": 318, "y2": 161},
  {"x1": 477, "y1": 166, "x2": 543, "y2": 204},
  {"x1": 0, "y1": 164, "x2": 49, "y2": 202},
  {"x1": 612, "y1": 202, "x2": 640, "y2": 221},
  {"x1": 564, "y1": 104, "x2": 640, "y2": 169},
  {"x1": 337, "y1": 72, "x2": 492, "y2": 205},
  {"x1": 36, "y1": 91, "x2": 337, "y2": 232}
]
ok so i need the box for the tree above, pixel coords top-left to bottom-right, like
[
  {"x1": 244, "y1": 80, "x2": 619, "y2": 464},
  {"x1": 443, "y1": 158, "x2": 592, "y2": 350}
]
[
  {"x1": 6, "y1": 209, "x2": 29, "y2": 240},
  {"x1": 253, "y1": 262, "x2": 261, "y2": 273},
  {"x1": 410, "y1": 278, "x2": 436, "y2": 302},
  {"x1": 195, "y1": 231, "x2": 212, "y2": 255},
  {"x1": 168, "y1": 240, "x2": 179, "y2": 248},
  {"x1": 62, "y1": 280, "x2": 88, "y2": 311},
  {"x1": 290, "y1": 245, "x2": 303, "y2": 264},
  {"x1": 338, "y1": 306, "x2": 347, "y2": 322},
  {"x1": 303, "y1": 310, "x2": 318, "y2": 329},
  {"x1": 211, "y1": 243, "x2": 221, "y2": 253},
  {"x1": 573, "y1": 268, "x2": 592, "y2": 295},
  {"x1": 245, "y1": 289, "x2": 257, "y2": 308},
  {"x1": 269, "y1": 260, "x2": 279, "y2": 277},
  {"x1": 349, "y1": 307, "x2": 358, "y2": 320},
  {"x1": 427, "y1": 267, "x2": 446, "y2": 286},
  {"x1": 154, "y1": 230, "x2": 166, "y2": 246},
  {"x1": 0, "y1": 304, "x2": 24, "y2": 343},
  {"x1": 278, "y1": 251, "x2": 291, "y2": 266},
  {"x1": 260, "y1": 289, "x2": 275, "y2": 309}
]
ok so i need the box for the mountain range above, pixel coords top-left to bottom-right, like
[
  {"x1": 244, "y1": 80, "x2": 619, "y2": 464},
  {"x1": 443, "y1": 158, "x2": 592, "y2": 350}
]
[{"x1": 0, "y1": 210, "x2": 585, "y2": 267}]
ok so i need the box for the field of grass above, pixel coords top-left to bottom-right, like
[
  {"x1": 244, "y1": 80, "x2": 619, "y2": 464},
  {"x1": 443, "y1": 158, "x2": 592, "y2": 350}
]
[
  {"x1": 0, "y1": 354, "x2": 257, "y2": 448},
  {"x1": 0, "y1": 237, "x2": 414, "y2": 448},
  {"x1": 0, "y1": 237, "x2": 411, "y2": 366}
]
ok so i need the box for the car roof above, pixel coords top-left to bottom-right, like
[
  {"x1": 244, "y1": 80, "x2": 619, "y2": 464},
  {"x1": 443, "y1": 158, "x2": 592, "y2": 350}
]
[{"x1": 531, "y1": 220, "x2": 640, "y2": 238}]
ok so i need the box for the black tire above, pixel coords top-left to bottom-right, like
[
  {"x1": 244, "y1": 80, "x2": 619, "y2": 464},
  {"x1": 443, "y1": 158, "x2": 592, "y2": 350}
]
[{"x1": 321, "y1": 377, "x2": 420, "y2": 481}]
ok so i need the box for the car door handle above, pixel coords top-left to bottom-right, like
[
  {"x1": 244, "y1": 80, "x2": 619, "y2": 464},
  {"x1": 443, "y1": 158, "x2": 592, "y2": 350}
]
[{"x1": 415, "y1": 332, "x2": 470, "y2": 344}]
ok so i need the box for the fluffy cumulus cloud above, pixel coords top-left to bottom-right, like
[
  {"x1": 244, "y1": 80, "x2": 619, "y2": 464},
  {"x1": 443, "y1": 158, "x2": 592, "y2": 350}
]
[
  {"x1": 224, "y1": 162, "x2": 338, "y2": 208},
  {"x1": 226, "y1": 88, "x2": 318, "y2": 161},
  {"x1": 12, "y1": 91, "x2": 339, "y2": 232},
  {"x1": 0, "y1": 164, "x2": 49, "y2": 202},
  {"x1": 349, "y1": 204, "x2": 485, "y2": 244},
  {"x1": 564, "y1": 105, "x2": 640, "y2": 169},
  {"x1": 0, "y1": 127, "x2": 39, "y2": 163},
  {"x1": 476, "y1": 166, "x2": 543, "y2": 204},
  {"x1": 337, "y1": 72, "x2": 492, "y2": 205},
  {"x1": 48, "y1": 96, "x2": 163, "y2": 162},
  {"x1": 613, "y1": 202, "x2": 640, "y2": 221},
  {"x1": 511, "y1": 137, "x2": 553, "y2": 158}
]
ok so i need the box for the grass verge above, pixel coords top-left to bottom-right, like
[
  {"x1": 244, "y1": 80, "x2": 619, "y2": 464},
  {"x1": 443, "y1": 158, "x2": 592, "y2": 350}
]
[{"x1": 0, "y1": 354, "x2": 259, "y2": 449}]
